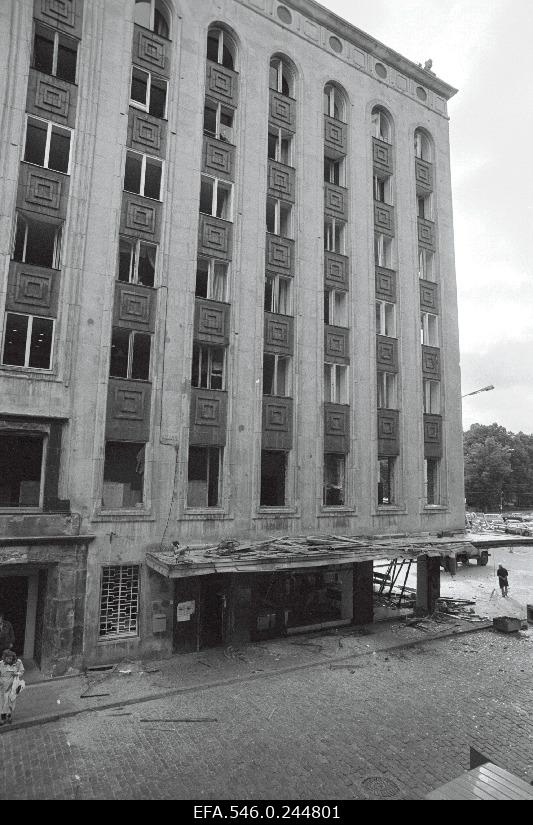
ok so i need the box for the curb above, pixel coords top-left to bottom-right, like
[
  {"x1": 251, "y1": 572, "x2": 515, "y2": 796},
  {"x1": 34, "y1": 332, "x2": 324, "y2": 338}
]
[{"x1": 0, "y1": 621, "x2": 492, "y2": 735}]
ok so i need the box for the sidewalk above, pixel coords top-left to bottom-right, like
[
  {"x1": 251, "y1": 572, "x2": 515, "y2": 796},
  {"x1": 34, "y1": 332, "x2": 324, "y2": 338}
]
[{"x1": 2, "y1": 615, "x2": 494, "y2": 734}]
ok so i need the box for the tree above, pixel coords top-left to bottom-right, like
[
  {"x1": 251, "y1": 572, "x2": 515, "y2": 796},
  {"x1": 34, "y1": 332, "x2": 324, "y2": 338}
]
[{"x1": 464, "y1": 424, "x2": 533, "y2": 510}]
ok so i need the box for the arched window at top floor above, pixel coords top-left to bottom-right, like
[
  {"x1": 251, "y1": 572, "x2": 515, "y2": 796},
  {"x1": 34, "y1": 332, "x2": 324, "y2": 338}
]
[
  {"x1": 324, "y1": 83, "x2": 347, "y2": 122},
  {"x1": 207, "y1": 26, "x2": 237, "y2": 71},
  {"x1": 269, "y1": 56, "x2": 295, "y2": 98},
  {"x1": 371, "y1": 107, "x2": 392, "y2": 144},
  {"x1": 415, "y1": 129, "x2": 433, "y2": 162},
  {"x1": 134, "y1": 0, "x2": 171, "y2": 39}
]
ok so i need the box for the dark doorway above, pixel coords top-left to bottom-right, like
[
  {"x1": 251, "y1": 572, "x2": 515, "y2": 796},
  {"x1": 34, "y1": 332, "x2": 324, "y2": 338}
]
[
  {"x1": 0, "y1": 577, "x2": 29, "y2": 656},
  {"x1": 33, "y1": 569, "x2": 48, "y2": 667},
  {"x1": 260, "y1": 450, "x2": 287, "y2": 506},
  {"x1": 200, "y1": 575, "x2": 228, "y2": 649}
]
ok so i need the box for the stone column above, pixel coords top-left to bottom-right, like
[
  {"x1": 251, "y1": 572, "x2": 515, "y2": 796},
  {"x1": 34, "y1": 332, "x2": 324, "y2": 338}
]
[
  {"x1": 416, "y1": 555, "x2": 440, "y2": 615},
  {"x1": 353, "y1": 561, "x2": 374, "y2": 625}
]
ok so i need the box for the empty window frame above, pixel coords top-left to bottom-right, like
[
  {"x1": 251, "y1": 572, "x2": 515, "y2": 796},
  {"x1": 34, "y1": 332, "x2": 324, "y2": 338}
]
[
  {"x1": 134, "y1": 0, "x2": 171, "y2": 39},
  {"x1": 421, "y1": 312, "x2": 439, "y2": 347},
  {"x1": 418, "y1": 248, "x2": 435, "y2": 281},
  {"x1": 371, "y1": 109, "x2": 391, "y2": 143},
  {"x1": 423, "y1": 379, "x2": 440, "y2": 414},
  {"x1": 110, "y1": 329, "x2": 151, "y2": 381},
  {"x1": 118, "y1": 237, "x2": 157, "y2": 287},
  {"x1": 200, "y1": 176, "x2": 233, "y2": 221},
  {"x1": 0, "y1": 432, "x2": 45, "y2": 508},
  {"x1": 191, "y1": 344, "x2": 225, "y2": 390},
  {"x1": 187, "y1": 446, "x2": 222, "y2": 508},
  {"x1": 102, "y1": 442, "x2": 145, "y2": 509},
  {"x1": 130, "y1": 67, "x2": 168, "y2": 118},
  {"x1": 260, "y1": 449, "x2": 287, "y2": 507},
  {"x1": 324, "y1": 217, "x2": 345, "y2": 254},
  {"x1": 32, "y1": 22, "x2": 78, "y2": 84},
  {"x1": 268, "y1": 127, "x2": 292, "y2": 165},
  {"x1": 323, "y1": 453, "x2": 345, "y2": 506},
  {"x1": 124, "y1": 150, "x2": 163, "y2": 200},
  {"x1": 324, "y1": 289, "x2": 348, "y2": 327},
  {"x1": 377, "y1": 371, "x2": 397, "y2": 410},
  {"x1": 2, "y1": 313, "x2": 54, "y2": 370},
  {"x1": 424, "y1": 458, "x2": 440, "y2": 506},
  {"x1": 263, "y1": 353, "x2": 291, "y2": 397},
  {"x1": 266, "y1": 197, "x2": 292, "y2": 238},
  {"x1": 203, "y1": 99, "x2": 234, "y2": 143},
  {"x1": 269, "y1": 57, "x2": 293, "y2": 97},
  {"x1": 376, "y1": 300, "x2": 396, "y2": 338},
  {"x1": 415, "y1": 130, "x2": 432, "y2": 162},
  {"x1": 24, "y1": 116, "x2": 71, "y2": 174},
  {"x1": 378, "y1": 457, "x2": 396, "y2": 505},
  {"x1": 324, "y1": 363, "x2": 348, "y2": 404},
  {"x1": 417, "y1": 195, "x2": 432, "y2": 220},
  {"x1": 196, "y1": 258, "x2": 228, "y2": 301},
  {"x1": 13, "y1": 214, "x2": 62, "y2": 269},
  {"x1": 99, "y1": 565, "x2": 140, "y2": 638},
  {"x1": 374, "y1": 233, "x2": 393, "y2": 269},
  {"x1": 323, "y1": 84, "x2": 345, "y2": 121},
  {"x1": 373, "y1": 174, "x2": 392, "y2": 205},
  {"x1": 207, "y1": 27, "x2": 235, "y2": 70},
  {"x1": 324, "y1": 157, "x2": 344, "y2": 186}
]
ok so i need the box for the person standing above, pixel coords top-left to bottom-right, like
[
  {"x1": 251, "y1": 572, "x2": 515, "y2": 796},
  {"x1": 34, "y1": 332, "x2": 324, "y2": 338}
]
[
  {"x1": 0, "y1": 612, "x2": 14, "y2": 652},
  {"x1": 0, "y1": 649, "x2": 25, "y2": 725},
  {"x1": 497, "y1": 564, "x2": 509, "y2": 597}
]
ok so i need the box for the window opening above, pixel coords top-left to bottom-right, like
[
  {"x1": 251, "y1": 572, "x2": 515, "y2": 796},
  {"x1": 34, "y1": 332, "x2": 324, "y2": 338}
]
[
  {"x1": 378, "y1": 457, "x2": 395, "y2": 505},
  {"x1": 324, "y1": 218, "x2": 345, "y2": 254},
  {"x1": 323, "y1": 454, "x2": 345, "y2": 506},
  {"x1": 423, "y1": 379, "x2": 440, "y2": 415},
  {"x1": 191, "y1": 344, "x2": 225, "y2": 390},
  {"x1": 0, "y1": 433, "x2": 45, "y2": 508},
  {"x1": 118, "y1": 238, "x2": 157, "y2": 287},
  {"x1": 264, "y1": 274, "x2": 291, "y2": 315},
  {"x1": 110, "y1": 329, "x2": 151, "y2": 380},
  {"x1": 130, "y1": 67, "x2": 168, "y2": 118},
  {"x1": 260, "y1": 450, "x2": 287, "y2": 506},
  {"x1": 99, "y1": 565, "x2": 140, "y2": 637},
  {"x1": 200, "y1": 176, "x2": 232, "y2": 221},
  {"x1": 324, "y1": 363, "x2": 347, "y2": 404},
  {"x1": 324, "y1": 290, "x2": 348, "y2": 327},
  {"x1": 421, "y1": 312, "x2": 439, "y2": 347},
  {"x1": 2, "y1": 313, "x2": 54, "y2": 370},
  {"x1": 377, "y1": 372, "x2": 397, "y2": 409},
  {"x1": 124, "y1": 151, "x2": 163, "y2": 200},
  {"x1": 196, "y1": 258, "x2": 227, "y2": 301},
  {"x1": 375, "y1": 300, "x2": 396, "y2": 338},
  {"x1": 187, "y1": 446, "x2": 222, "y2": 507},
  {"x1": 102, "y1": 442, "x2": 145, "y2": 509},
  {"x1": 207, "y1": 27, "x2": 235, "y2": 70},
  {"x1": 263, "y1": 354, "x2": 291, "y2": 397},
  {"x1": 33, "y1": 23, "x2": 78, "y2": 83},
  {"x1": 24, "y1": 117, "x2": 71, "y2": 174},
  {"x1": 425, "y1": 458, "x2": 440, "y2": 505},
  {"x1": 13, "y1": 214, "x2": 62, "y2": 268}
]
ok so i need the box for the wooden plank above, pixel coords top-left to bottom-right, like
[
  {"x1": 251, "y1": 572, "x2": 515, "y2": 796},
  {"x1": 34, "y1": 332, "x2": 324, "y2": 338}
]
[
  {"x1": 474, "y1": 769, "x2": 532, "y2": 801},
  {"x1": 426, "y1": 765, "x2": 533, "y2": 801},
  {"x1": 479, "y1": 764, "x2": 533, "y2": 797},
  {"x1": 427, "y1": 773, "x2": 493, "y2": 800}
]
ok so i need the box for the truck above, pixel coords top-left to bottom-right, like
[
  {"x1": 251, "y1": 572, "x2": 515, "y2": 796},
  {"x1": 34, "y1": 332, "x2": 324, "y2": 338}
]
[{"x1": 441, "y1": 544, "x2": 490, "y2": 575}]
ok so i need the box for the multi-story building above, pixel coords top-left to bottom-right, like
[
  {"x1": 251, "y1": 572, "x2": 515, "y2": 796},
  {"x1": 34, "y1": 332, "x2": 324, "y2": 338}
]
[{"x1": 0, "y1": 0, "x2": 464, "y2": 675}]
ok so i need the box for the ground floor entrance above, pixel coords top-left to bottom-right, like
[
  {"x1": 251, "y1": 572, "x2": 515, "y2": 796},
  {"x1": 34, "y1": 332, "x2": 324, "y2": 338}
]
[{"x1": 0, "y1": 571, "x2": 46, "y2": 663}]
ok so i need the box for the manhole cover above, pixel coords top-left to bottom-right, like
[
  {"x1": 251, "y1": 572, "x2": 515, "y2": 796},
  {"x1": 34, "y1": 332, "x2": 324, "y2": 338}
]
[{"x1": 361, "y1": 776, "x2": 400, "y2": 799}]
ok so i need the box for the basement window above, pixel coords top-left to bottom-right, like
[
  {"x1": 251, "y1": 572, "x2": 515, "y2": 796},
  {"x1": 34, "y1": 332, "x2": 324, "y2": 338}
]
[
  {"x1": 13, "y1": 213, "x2": 62, "y2": 269},
  {"x1": 260, "y1": 450, "x2": 287, "y2": 506},
  {"x1": 118, "y1": 237, "x2": 157, "y2": 286},
  {"x1": 130, "y1": 67, "x2": 168, "y2": 119},
  {"x1": 124, "y1": 150, "x2": 163, "y2": 200},
  {"x1": 323, "y1": 454, "x2": 345, "y2": 506},
  {"x1": 2, "y1": 313, "x2": 54, "y2": 370},
  {"x1": 33, "y1": 23, "x2": 78, "y2": 84},
  {"x1": 187, "y1": 446, "x2": 222, "y2": 508},
  {"x1": 0, "y1": 432, "x2": 45, "y2": 508},
  {"x1": 102, "y1": 442, "x2": 145, "y2": 509},
  {"x1": 99, "y1": 565, "x2": 140, "y2": 639},
  {"x1": 110, "y1": 328, "x2": 151, "y2": 381},
  {"x1": 195, "y1": 257, "x2": 227, "y2": 301},
  {"x1": 24, "y1": 116, "x2": 71, "y2": 174}
]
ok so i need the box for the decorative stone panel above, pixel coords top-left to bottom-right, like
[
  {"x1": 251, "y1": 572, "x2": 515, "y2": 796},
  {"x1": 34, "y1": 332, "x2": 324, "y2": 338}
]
[
  {"x1": 420, "y1": 280, "x2": 439, "y2": 314},
  {"x1": 120, "y1": 193, "x2": 161, "y2": 241},
  {"x1": 33, "y1": 0, "x2": 83, "y2": 38},
  {"x1": 269, "y1": 89, "x2": 295, "y2": 133},
  {"x1": 415, "y1": 158, "x2": 433, "y2": 195},
  {"x1": 113, "y1": 282, "x2": 156, "y2": 332},
  {"x1": 133, "y1": 25, "x2": 171, "y2": 79},
  {"x1": 375, "y1": 267, "x2": 397, "y2": 302},
  {"x1": 17, "y1": 164, "x2": 69, "y2": 218},
  {"x1": 378, "y1": 410, "x2": 400, "y2": 457},
  {"x1": 376, "y1": 335, "x2": 399, "y2": 373},
  {"x1": 203, "y1": 136, "x2": 235, "y2": 181},
  {"x1": 324, "y1": 403, "x2": 350, "y2": 453},
  {"x1": 265, "y1": 234, "x2": 294, "y2": 276},
  {"x1": 324, "y1": 251, "x2": 349, "y2": 291},
  {"x1": 325, "y1": 326, "x2": 349, "y2": 365},
  {"x1": 267, "y1": 160, "x2": 295, "y2": 203},
  {"x1": 197, "y1": 214, "x2": 233, "y2": 261},
  {"x1": 128, "y1": 109, "x2": 167, "y2": 157},
  {"x1": 424, "y1": 414, "x2": 443, "y2": 458},
  {"x1": 324, "y1": 183, "x2": 348, "y2": 221},
  {"x1": 6, "y1": 261, "x2": 59, "y2": 318},
  {"x1": 374, "y1": 202, "x2": 395, "y2": 237},
  {"x1": 372, "y1": 137, "x2": 393, "y2": 176},
  {"x1": 106, "y1": 378, "x2": 151, "y2": 442},
  {"x1": 27, "y1": 71, "x2": 77, "y2": 129},
  {"x1": 422, "y1": 346, "x2": 441, "y2": 380},
  {"x1": 264, "y1": 313, "x2": 294, "y2": 355},
  {"x1": 262, "y1": 398, "x2": 293, "y2": 451},
  {"x1": 189, "y1": 388, "x2": 227, "y2": 447},
  {"x1": 418, "y1": 217, "x2": 436, "y2": 251},
  {"x1": 194, "y1": 298, "x2": 230, "y2": 346},
  {"x1": 324, "y1": 115, "x2": 347, "y2": 160},
  {"x1": 206, "y1": 60, "x2": 239, "y2": 108}
]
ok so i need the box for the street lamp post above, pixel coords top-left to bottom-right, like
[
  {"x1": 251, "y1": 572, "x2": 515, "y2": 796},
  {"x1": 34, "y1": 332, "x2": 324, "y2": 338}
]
[{"x1": 461, "y1": 385, "x2": 495, "y2": 399}]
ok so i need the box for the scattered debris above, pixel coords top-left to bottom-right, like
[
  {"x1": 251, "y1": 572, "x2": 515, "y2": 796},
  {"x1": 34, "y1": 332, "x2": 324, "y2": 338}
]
[{"x1": 139, "y1": 717, "x2": 218, "y2": 723}]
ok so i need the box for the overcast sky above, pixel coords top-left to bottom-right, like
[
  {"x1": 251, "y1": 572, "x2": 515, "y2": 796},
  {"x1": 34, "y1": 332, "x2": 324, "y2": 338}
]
[{"x1": 320, "y1": 0, "x2": 533, "y2": 434}]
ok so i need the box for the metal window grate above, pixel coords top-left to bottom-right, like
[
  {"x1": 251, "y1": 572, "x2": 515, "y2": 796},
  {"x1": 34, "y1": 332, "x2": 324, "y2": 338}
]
[{"x1": 99, "y1": 565, "x2": 140, "y2": 638}]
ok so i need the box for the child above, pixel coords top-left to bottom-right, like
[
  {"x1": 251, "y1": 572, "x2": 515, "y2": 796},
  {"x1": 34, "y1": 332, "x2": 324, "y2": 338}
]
[{"x1": 0, "y1": 649, "x2": 25, "y2": 725}]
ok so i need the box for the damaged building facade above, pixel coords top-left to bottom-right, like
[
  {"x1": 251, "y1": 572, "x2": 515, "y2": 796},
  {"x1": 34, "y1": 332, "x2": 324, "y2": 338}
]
[{"x1": 0, "y1": 0, "x2": 464, "y2": 674}]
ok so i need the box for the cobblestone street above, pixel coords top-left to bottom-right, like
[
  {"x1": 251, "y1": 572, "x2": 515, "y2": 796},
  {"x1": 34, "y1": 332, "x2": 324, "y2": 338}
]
[{"x1": 1, "y1": 630, "x2": 532, "y2": 800}]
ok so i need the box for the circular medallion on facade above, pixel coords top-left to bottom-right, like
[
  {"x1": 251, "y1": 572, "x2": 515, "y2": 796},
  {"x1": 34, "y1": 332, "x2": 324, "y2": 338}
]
[
  {"x1": 375, "y1": 62, "x2": 388, "y2": 79},
  {"x1": 329, "y1": 36, "x2": 342, "y2": 54},
  {"x1": 276, "y1": 5, "x2": 292, "y2": 24},
  {"x1": 416, "y1": 85, "x2": 428, "y2": 101}
]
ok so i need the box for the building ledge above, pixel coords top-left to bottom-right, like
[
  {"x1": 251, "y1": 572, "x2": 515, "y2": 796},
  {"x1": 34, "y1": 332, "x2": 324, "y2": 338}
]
[{"x1": 0, "y1": 534, "x2": 96, "y2": 547}]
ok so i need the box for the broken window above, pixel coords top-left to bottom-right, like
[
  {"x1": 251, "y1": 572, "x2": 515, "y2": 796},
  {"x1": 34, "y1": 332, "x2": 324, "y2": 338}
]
[
  {"x1": 374, "y1": 233, "x2": 393, "y2": 268},
  {"x1": 423, "y1": 379, "x2": 440, "y2": 414},
  {"x1": 376, "y1": 300, "x2": 396, "y2": 338},
  {"x1": 134, "y1": 0, "x2": 171, "y2": 39},
  {"x1": 324, "y1": 289, "x2": 348, "y2": 327},
  {"x1": 124, "y1": 150, "x2": 163, "y2": 200},
  {"x1": 191, "y1": 344, "x2": 224, "y2": 390},
  {"x1": 377, "y1": 372, "x2": 397, "y2": 410},
  {"x1": 195, "y1": 257, "x2": 227, "y2": 301},
  {"x1": 32, "y1": 23, "x2": 78, "y2": 84},
  {"x1": 102, "y1": 442, "x2": 145, "y2": 509},
  {"x1": 378, "y1": 457, "x2": 396, "y2": 505},
  {"x1": 99, "y1": 565, "x2": 140, "y2": 638},
  {"x1": 324, "y1": 363, "x2": 348, "y2": 404},
  {"x1": 0, "y1": 432, "x2": 45, "y2": 508},
  {"x1": 118, "y1": 237, "x2": 156, "y2": 287},
  {"x1": 187, "y1": 446, "x2": 222, "y2": 507},
  {"x1": 200, "y1": 176, "x2": 232, "y2": 221},
  {"x1": 207, "y1": 27, "x2": 236, "y2": 70},
  {"x1": 323, "y1": 454, "x2": 345, "y2": 506},
  {"x1": 421, "y1": 312, "x2": 439, "y2": 347},
  {"x1": 324, "y1": 217, "x2": 345, "y2": 254},
  {"x1": 24, "y1": 116, "x2": 71, "y2": 174},
  {"x1": 13, "y1": 213, "x2": 62, "y2": 268},
  {"x1": 425, "y1": 458, "x2": 440, "y2": 506},
  {"x1": 269, "y1": 57, "x2": 293, "y2": 97},
  {"x1": 2, "y1": 313, "x2": 54, "y2": 370},
  {"x1": 263, "y1": 354, "x2": 291, "y2": 397},
  {"x1": 130, "y1": 67, "x2": 168, "y2": 118},
  {"x1": 110, "y1": 328, "x2": 151, "y2": 380},
  {"x1": 260, "y1": 450, "x2": 287, "y2": 506},
  {"x1": 264, "y1": 273, "x2": 291, "y2": 315}
]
